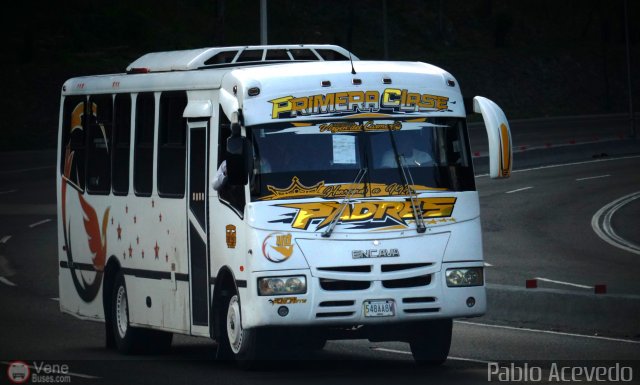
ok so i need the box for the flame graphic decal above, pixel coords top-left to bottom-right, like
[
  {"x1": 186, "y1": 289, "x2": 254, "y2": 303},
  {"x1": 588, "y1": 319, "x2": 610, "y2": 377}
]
[
  {"x1": 61, "y1": 143, "x2": 109, "y2": 302},
  {"x1": 78, "y1": 194, "x2": 110, "y2": 272}
]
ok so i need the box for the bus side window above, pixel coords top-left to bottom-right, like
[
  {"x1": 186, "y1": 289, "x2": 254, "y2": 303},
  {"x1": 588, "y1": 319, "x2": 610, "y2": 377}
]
[
  {"x1": 134, "y1": 92, "x2": 155, "y2": 197},
  {"x1": 157, "y1": 91, "x2": 187, "y2": 198},
  {"x1": 112, "y1": 94, "x2": 132, "y2": 195},
  {"x1": 86, "y1": 94, "x2": 113, "y2": 195},
  {"x1": 60, "y1": 96, "x2": 87, "y2": 191}
]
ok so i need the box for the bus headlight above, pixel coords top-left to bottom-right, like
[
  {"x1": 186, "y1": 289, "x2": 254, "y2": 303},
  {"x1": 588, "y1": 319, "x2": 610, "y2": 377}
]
[
  {"x1": 258, "y1": 276, "x2": 307, "y2": 296},
  {"x1": 445, "y1": 268, "x2": 483, "y2": 287}
]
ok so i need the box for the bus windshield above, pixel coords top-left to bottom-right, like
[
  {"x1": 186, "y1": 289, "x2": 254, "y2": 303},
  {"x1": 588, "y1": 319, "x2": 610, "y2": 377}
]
[{"x1": 248, "y1": 118, "x2": 475, "y2": 201}]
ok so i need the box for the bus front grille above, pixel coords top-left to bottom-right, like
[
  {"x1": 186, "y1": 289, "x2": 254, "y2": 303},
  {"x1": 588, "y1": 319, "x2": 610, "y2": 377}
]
[
  {"x1": 382, "y1": 274, "x2": 431, "y2": 289},
  {"x1": 316, "y1": 311, "x2": 355, "y2": 318},
  {"x1": 320, "y1": 278, "x2": 370, "y2": 291}
]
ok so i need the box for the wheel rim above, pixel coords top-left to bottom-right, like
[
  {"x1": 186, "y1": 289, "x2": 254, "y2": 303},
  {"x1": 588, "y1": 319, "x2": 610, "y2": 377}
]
[
  {"x1": 226, "y1": 295, "x2": 243, "y2": 354},
  {"x1": 115, "y1": 285, "x2": 128, "y2": 339}
]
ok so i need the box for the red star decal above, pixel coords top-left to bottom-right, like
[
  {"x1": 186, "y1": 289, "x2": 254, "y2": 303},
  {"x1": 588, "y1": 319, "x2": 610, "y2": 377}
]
[
  {"x1": 141, "y1": 250, "x2": 145, "y2": 259},
  {"x1": 165, "y1": 253, "x2": 169, "y2": 262},
  {"x1": 111, "y1": 217, "x2": 114, "y2": 225},
  {"x1": 128, "y1": 244, "x2": 133, "y2": 258},
  {"x1": 117, "y1": 224, "x2": 122, "y2": 240},
  {"x1": 125, "y1": 205, "x2": 128, "y2": 213},
  {"x1": 152, "y1": 199, "x2": 155, "y2": 208},
  {"x1": 136, "y1": 236, "x2": 139, "y2": 245},
  {"x1": 154, "y1": 242, "x2": 160, "y2": 259},
  {"x1": 159, "y1": 213, "x2": 162, "y2": 222},
  {"x1": 122, "y1": 251, "x2": 126, "y2": 259},
  {"x1": 133, "y1": 216, "x2": 137, "y2": 224}
]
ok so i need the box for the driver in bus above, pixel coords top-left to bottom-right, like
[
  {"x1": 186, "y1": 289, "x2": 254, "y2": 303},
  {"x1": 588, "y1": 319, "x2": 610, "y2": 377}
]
[{"x1": 379, "y1": 130, "x2": 434, "y2": 168}]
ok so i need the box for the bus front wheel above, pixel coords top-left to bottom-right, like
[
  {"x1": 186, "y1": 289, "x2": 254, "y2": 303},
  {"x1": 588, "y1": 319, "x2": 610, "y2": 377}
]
[
  {"x1": 221, "y1": 294, "x2": 265, "y2": 368},
  {"x1": 408, "y1": 318, "x2": 452, "y2": 365}
]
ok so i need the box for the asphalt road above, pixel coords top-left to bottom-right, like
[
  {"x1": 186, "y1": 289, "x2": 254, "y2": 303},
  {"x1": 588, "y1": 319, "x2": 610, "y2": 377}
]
[{"x1": 1, "y1": 115, "x2": 639, "y2": 385}]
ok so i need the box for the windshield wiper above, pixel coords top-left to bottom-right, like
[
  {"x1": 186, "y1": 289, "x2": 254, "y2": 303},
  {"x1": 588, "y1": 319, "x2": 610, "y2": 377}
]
[
  {"x1": 388, "y1": 131, "x2": 426, "y2": 234},
  {"x1": 321, "y1": 167, "x2": 367, "y2": 238}
]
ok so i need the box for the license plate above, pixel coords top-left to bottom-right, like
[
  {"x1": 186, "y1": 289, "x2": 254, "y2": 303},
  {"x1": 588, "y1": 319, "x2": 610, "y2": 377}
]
[{"x1": 363, "y1": 299, "x2": 395, "y2": 317}]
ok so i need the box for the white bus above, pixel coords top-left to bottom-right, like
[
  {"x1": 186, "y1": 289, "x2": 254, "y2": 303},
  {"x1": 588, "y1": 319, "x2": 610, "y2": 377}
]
[{"x1": 57, "y1": 44, "x2": 512, "y2": 366}]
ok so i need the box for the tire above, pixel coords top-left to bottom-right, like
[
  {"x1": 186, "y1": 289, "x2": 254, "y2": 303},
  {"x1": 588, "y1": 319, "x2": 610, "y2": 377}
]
[
  {"x1": 110, "y1": 271, "x2": 172, "y2": 354},
  {"x1": 409, "y1": 319, "x2": 452, "y2": 366},
  {"x1": 218, "y1": 293, "x2": 264, "y2": 368}
]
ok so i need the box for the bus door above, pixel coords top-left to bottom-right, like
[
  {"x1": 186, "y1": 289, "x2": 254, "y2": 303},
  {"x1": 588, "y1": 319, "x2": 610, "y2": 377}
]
[{"x1": 187, "y1": 119, "x2": 210, "y2": 335}]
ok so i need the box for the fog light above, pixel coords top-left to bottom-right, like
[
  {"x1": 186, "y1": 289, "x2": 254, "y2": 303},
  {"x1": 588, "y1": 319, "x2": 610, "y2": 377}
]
[
  {"x1": 277, "y1": 306, "x2": 289, "y2": 317},
  {"x1": 466, "y1": 297, "x2": 476, "y2": 307}
]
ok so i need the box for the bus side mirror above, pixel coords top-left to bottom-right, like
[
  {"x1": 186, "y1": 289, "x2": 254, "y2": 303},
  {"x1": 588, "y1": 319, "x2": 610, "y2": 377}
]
[
  {"x1": 473, "y1": 96, "x2": 512, "y2": 179},
  {"x1": 226, "y1": 126, "x2": 248, "y2": 186},
  {"x1": 226, "y1": 123, "x2": 243, "y2": 155}
]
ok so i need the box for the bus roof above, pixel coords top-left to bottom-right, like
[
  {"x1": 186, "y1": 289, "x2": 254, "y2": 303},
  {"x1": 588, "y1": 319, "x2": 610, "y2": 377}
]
[
  {"x1": 61, "y1": 48, "x2": 463, "y2": 122},
  {"x1": 126, "y1": 44, "x2": 357, "y2": 73}
]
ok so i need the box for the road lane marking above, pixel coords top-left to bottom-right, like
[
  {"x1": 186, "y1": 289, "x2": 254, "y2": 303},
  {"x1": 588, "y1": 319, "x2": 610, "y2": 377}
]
[
  {"x1": 370, "y1": 347, "x2": 495, "y2": 364},
  {"x1": 0, "y1": 235, "x2": 11, "y2": 244},
  {"x1": 535, "y1": 277, "x2": 592, "y2": 289},
  {"x1": 591, "y1": 191, "x2": 640, "y2": 256},
  {"x1": 488, "y1": 282, "x2": 640, "y2": 299},
  {"x1": 0, "y1": 361, "x2": 100, "y2": 380},
  {"x1": 0, "y1": 277, "x2": 17, "y2": 286},
  {"x1": 484, "y1": 262, "x2": 493, "y2": 267},
  {"x1": 576, "y1": 174, "x2": 610, "y2": 181},
  {"x1": 475, "y1": 154, "x2": 640, "y2": 178},
  {"x1": 455, "y1": 320, "x2": 640, "y2": 344},
  {"x1": 29, "y1": 218, "x2": 52, "y2": 228},
  {"x1": 51, "y1": 297, "x2": 59, "y2": 301},
  {"x1": 0, "y1": 189, "x2": 17, "y2": 195},
  {"x1": 505, "y1": 187, "x2": 533, "y2": 194}
]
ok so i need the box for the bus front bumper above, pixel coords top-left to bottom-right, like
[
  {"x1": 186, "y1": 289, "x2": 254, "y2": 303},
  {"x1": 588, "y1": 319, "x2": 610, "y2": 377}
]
[{"x1": 241, "y1": 264, "x2": 486, "y2": 329}]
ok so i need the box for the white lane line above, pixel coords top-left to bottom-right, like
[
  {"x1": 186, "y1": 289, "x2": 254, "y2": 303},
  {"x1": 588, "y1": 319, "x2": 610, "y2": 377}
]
[
  {"x1": 0, "y1": 235, "x2": 12, "y2": 244},
  {"x1": 534, "y1": 277, "x2": 592, "y2": 289},
  {"x1": 591, "y1": 191, "x2": 640, "y2": 256},
  {"x1": 475, "y1": 154, "x2": 640, "y2": 178},
  {"x1": 0, "y1": 189, "x2": 17, "y2": 195},
  {"x1": 484, "y1": 262, "x2": 493, "y2": 267},
  {"x1": 455, "y1": 320, "x2": 640, "y2": 344},
  {"x1": 505, "y1": 186, "x2": 533, "y2": 194},
  {"x1": 576, "y1": 174, "x2": 610, "y2": 181},
  {"x1": 0, "y1": 361, "x2": 100, "y2": 380},
  {"x1": 28, "y1": 218, "x2": 51, "y2": 228},
  {"x1": 371, "y1": 347, "x2": 495, "y2": 365},
  {"x1": 448, "y1": 356, "x2": 496, "y2": 365},
  {"x1": 51, "y1": 297, "x2": 59, "y2": 301},
  {"x1": 0, "y1": 277, "x2": 17, "y2": 287}
]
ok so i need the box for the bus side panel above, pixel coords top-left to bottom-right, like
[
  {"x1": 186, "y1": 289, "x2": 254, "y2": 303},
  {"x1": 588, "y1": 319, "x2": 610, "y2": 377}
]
[
  {"x1": 123, "y1": 197, "x2": 190, "y2": 333},
  {"x1": 58, "y1": 189, "x2": 107, "y2": 321}
]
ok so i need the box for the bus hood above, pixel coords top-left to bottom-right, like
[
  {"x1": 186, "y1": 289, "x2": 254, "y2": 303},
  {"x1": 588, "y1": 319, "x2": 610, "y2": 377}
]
[{"x1": 246, "y1": 192, "x2": 482, "y2": 273}]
